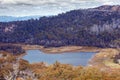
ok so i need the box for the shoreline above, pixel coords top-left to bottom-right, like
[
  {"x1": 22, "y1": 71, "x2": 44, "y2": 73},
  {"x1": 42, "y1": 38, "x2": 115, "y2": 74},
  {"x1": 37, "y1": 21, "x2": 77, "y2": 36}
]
[
  {"x1": 89, "y1": 48, "x2": 120, "y2": 69},
  {"x1": 0, "y1": 43, "x2": 119, "y2": 69},
  {"x1": 22, "y1": 44, "x2": 120, "y2": 69},
  {"x1": 21, "y1": 44, "x2": 101, "y2": 53},
  {"x1": 0, "y1": 43, "x2": 101, "y2": 53}
]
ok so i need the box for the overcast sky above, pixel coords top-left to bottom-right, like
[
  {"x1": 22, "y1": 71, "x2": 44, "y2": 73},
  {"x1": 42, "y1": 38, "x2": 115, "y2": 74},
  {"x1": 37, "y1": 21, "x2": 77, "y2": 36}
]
[{"x1": 0, "y1": 0, "x2": 120, "y2": 16}]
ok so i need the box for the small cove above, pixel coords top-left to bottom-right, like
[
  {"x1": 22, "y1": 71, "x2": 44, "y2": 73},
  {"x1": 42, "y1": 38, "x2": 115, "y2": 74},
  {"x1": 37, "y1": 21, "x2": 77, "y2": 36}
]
[{"x1": 23, "y1": 50, "x2": 96, "y2": 66}]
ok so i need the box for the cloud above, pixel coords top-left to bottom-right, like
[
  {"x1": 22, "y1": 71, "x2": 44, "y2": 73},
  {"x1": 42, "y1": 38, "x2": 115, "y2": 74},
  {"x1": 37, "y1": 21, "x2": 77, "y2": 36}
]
[
  {"x1": 0, "y1": 0, "x2": 119, "y2": 5},
  {"x1": 96, "y1": 0, "x2": 120, "y2": 5},
  {"x1": 0, "y1": 0, "x2": 119, "y2": 16}
]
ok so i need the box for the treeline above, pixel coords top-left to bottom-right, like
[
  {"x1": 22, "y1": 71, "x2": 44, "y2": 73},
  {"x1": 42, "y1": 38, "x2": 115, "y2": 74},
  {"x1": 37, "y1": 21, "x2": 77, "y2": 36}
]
[
  {"x1": 0, "y1": 5, "x2": 120, "y2": 48},
  {"x1": 0, "y1": 45, "x2": 25, "y2": 54}
]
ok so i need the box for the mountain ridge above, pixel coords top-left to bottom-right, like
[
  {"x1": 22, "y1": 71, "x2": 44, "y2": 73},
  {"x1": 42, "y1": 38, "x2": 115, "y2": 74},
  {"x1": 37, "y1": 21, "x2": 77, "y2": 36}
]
[
  {"x1": 0, "y1": 5, "x2": 120, "y2": 48},
  {"x1": 94, "y1": 5, "x2": 120, "y2": 12}
]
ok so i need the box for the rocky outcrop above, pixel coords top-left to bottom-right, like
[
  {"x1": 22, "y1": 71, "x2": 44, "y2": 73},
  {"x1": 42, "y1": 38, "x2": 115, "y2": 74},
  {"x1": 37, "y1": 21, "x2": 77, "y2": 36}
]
[{"x1": 90, "y1": 19, "x2": 120, "y2": 33}]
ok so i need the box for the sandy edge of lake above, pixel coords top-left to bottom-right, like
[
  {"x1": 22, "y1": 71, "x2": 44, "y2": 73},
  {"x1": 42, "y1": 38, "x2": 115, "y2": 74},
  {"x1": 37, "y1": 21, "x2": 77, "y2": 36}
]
[
  {"x1": 1, "y1": 43, "x2": 119, "y2": 69},
  {"x1": 20, "y1": 44, "x2": 101, "y2": 53}
]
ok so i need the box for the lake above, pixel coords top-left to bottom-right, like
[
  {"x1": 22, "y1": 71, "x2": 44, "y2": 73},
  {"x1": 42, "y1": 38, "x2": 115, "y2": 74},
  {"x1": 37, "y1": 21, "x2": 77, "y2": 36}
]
[{"x1": 23, "y1": 50, "x2": 96, "y2": 66}]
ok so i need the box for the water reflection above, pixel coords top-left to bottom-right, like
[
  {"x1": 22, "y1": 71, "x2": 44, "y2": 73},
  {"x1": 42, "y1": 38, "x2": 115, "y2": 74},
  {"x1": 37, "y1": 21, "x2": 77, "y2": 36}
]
[{"x1": 23, "y1": 50, "x2": 96, "y2": 66}]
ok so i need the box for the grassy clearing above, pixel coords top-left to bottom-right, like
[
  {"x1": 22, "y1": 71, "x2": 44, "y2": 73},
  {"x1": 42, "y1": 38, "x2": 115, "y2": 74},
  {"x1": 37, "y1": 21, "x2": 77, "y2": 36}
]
[
  {"x1": 90, "y1": 48, "x2": 120, "y2": 69},
  {"x1": 104, "y1": 59, "x2": 120, "y2": 68}
]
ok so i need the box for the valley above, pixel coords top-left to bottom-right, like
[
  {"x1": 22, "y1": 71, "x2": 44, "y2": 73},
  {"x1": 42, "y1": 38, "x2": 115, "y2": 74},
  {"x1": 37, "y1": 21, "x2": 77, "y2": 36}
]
[
  {"x1": 0, "y1": 5, "x2": 120, "y2": 48},
  {"x1": 0, "y1": 5, "x2": 120, "y2": 80},
  {"x1": 0, "y1": 44, "x2": 120, "y2": 80}
]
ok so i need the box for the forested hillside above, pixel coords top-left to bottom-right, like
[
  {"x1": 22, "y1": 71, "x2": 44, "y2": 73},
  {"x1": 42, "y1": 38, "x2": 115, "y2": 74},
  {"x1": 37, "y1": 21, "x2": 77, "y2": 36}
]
[
  {"x1": 0, "y1": 44, "x2": 25, "y2": 54},
  {"x1": 0, "y1": 5, "x2": 120, "y2": 48}
]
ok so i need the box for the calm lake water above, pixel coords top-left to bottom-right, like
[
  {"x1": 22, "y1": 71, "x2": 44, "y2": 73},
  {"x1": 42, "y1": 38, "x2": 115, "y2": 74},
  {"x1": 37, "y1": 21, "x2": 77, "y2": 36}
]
[{"x1": 23, "y1": 50, "x2": 96, "y2": 66}]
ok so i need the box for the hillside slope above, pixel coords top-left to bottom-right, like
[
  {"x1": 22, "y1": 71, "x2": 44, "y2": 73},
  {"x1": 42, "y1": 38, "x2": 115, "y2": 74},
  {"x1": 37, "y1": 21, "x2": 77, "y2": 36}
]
[{"x1": 0, "y1": 5, "x2": 120, "y2": 48}]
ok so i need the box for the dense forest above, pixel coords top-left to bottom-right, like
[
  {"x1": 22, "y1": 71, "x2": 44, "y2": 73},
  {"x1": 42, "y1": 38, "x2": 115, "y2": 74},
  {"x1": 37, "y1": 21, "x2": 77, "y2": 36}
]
[
  {"x1": 0, "y1": 44, "x2": 25, "y2": 54},
  {"x1": 0, "y1": 5, "x2": 120, "y2": 48}
]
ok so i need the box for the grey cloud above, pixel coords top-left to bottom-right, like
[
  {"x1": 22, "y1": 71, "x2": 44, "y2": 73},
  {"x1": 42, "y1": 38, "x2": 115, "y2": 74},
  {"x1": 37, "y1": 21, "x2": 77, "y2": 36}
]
[
  {"x1": 13, "y1": 2, "x2": 34, "y2": 6},
  {"x1": 0, "y1": 0, "x2": 119, "y2": 16},
  {"x1": 0, "y1": 6, "x2": 8, "y2": 9},
  {"x1": 0, "y1": 0, "x2": 119, "y2": 5},
  {"x1": 0, "y1": 0, "x2": 96, "y2": 5}
]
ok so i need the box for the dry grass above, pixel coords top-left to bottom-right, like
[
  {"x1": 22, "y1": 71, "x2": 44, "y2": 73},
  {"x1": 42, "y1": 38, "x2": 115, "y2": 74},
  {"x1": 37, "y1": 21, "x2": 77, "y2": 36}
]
[
  {"x1": 90, "y1": 48, "x2": 120, "y2": 69},
  {"x1": 0, "y1": 43, "x2": 101, "y2": 53},
  {"x1": 41, "y1": 46, "x2": 100, "y2": 53},
  {"x1": 104, "y1": 60, "x2": 120, "y2": 69}
]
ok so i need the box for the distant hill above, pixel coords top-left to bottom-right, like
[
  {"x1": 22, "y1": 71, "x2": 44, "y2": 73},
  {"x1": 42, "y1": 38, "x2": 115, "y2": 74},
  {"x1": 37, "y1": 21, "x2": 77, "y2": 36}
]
[
  {"x1": 94, "y1": 5, "x2": 120, "y2": 11},
  {"x1": 0, "y1": 5, "x2": 120, "y2": 48},
  {"x1": 0, "y1": 16, "x2": 41, "y2": 22}
]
